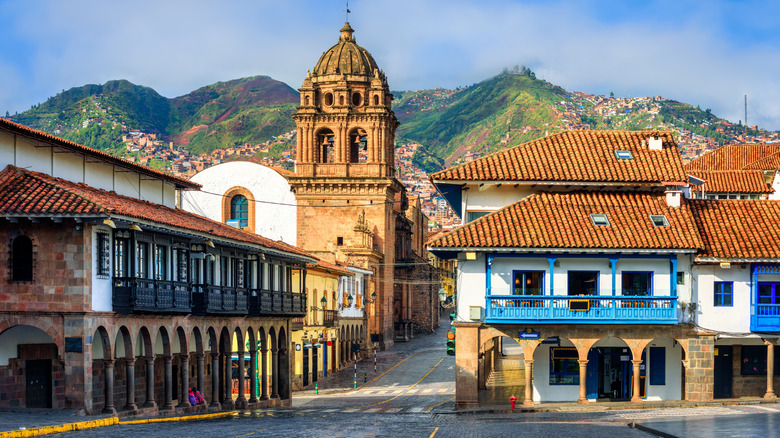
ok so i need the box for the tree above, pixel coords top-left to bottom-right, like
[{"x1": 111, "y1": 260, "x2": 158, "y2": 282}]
[
  {"x1": 609, "y1": 91, "x2": 614, "y2": 98},
  {"x1": 4, "y1": 111, "x2": 8, "y2": 118}
]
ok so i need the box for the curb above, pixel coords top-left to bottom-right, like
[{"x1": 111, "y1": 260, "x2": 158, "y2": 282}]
[
  {"x1": 0, "y1": 417, "x2": 118, "y2": 438},
  {"x1": 119, "y1": 410, "x2": 237, "y2": 425}
]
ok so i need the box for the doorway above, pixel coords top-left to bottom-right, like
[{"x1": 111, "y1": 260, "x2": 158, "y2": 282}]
[
  {"x1": 714, "y1": 345, "x2": 733, "y2": 398},
  {"x1": 25, "y1": 360, "x2": 52, "y2": 408},
  {"x1": 303, "y1": 348, "x2": 309, "y2": 387},
  {"x1": 586, "y1": 347, "x2": 633, "y2": 400},
  {"x1": 312, "y1": 346, "x2": 318, "y2": 382}
]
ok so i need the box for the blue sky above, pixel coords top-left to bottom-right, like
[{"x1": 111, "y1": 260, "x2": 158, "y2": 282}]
[{"x1": 2, "y1": 0, "x2": 780, "y2": 130}]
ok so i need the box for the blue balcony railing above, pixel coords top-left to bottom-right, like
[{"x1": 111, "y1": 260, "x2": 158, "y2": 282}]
[
  {"x1": 751, "y1": 304, "x2": 780, "y2": 332},
  {"x1": 485, "y1": 294, "x2": 678, "y2": 324}
]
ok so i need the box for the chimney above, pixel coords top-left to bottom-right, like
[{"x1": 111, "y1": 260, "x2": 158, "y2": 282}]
[
  {"x1": 666, "y1": 190, "x2": 681, "y2": 208},
  {"x1": 648, "y1": 136, "x2": 663, "y2": 150}
]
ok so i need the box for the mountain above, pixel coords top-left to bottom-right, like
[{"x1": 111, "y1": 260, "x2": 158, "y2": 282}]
[
  {"x1": 13, "y1": 76, "x2": 298, "y2": 156},
  {"x1": 10, "y1": 72, "x2": 776, "y2": 173}
]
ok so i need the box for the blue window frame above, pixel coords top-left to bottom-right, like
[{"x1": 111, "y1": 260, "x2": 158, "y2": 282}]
[
  {"x1": 512, "y1": 271, "x2": 544, "y2": 295},
  {"x1": 550, "y1": 348, "x2": 579, "y2": 385},
  {"x1": 758, "y1": 282, "x2": 780, "y2": 305},
  {"x1": 649, "y1": 347, "x2": 665, "y2": 385},
  {"x1": 622, "y1": 271, "x2": 653, "y2": 296},
  {"x1": 230, "y1": 195, "x2": 249, "y2": 228},
  {"x1": 568, "y1": 271, "x2": 599, "y2": 296},
  {"x1": 714, "y1": 281, "x2": 733, "y2": 307}
]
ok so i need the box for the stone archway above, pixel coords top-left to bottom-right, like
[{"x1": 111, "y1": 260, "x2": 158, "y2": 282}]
[
  {"x1": 0, "y1": 325, "x2": 59, "y2": 409},
  {"x1": 278, "y1": 327, "x2": 290, "y2": 400},
  {"x1": 115, "y1": 326, "x2": 136, "y2": 411},
  {"x1": 92, "y1": 326, "x2": 114, "y2": 414}
]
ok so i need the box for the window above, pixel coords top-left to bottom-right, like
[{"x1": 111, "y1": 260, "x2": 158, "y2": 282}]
[
  {"x1": 758, "y1": 283, "x2": 780, "y2": 305},
  {"x1": 11, "y1": 235, "x2": 33, "y2": 282},
  {"x1": 590, "y1": 214, "x2": 610, "y2": 226},
  {"x1": 230, "y1": 195, "x2": 249, "y2": 228},
  {"x1": 714, "y1": 281, "x2": 733, "y2": 306},
  {"x1": 324, "y1": 92, "x2": 334, "y2": 106},
  {"x1": 337, "y1": 237, "x2": 344, "y2": 246},
  {"x1": 114, "y1": 233, "x2": 130, "y2": 277},
  {"x1": 96, "y1": 232, "x2": 111, "y2": 279},
  {"x1": 136, "y1": 242, "x2": 149, "y2": 278},
  {"x1": 622, "y1": 272, "x2": 652, "y2": 296},
  {"x1": 650, "y1": 215, "x2": 670, "y2": 227},
  {"x1": 615, "y1": 150, "x2": 633, "y2": 160},
  {"x1": 676, "y1": 271, "x2": 685, "y2": 285},
  {"x1": 466, "y1": 211, "x2": 490, "y2": 223},
  {"x1": 568, "y1": 271, "x2": 598, "y2": 296},
  {"x1": 175, "y1": 249, "x2": 188, "y2": 282},
  {"x1": 512, "y1": 271, "x2": 544, "y2": 295},
  {"x1": 550, "y1": 348, "x2": 579, "y2": 385},
  {"x1": 741, "y1": 345, "x2": 767, "y2": 376},
  {"x1": 649, "y1": 347, "x2": 666, "y2": 385},
  {"x1": 154, "y1": 245, "x2": 167, "y2": 280}
]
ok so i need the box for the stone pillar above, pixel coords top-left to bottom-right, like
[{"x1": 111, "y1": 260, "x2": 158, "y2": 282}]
[
  {"x1": 260, "y1": 347, "x2": 269, "y2": 401},
  {"x1": 102, "y1": 359, "x2": 117, "y2": 414},
  {"x1": 236, "y1": 349, "x2": 247, "y2": 409},
  {"x1": 124, "y1": 358, "x2": 137, "y2": 411},
  {"x1": 523, "y1": 359, "x2": 534, "y2": 406},
  {"x1": 196, "y1": 353, "x2": 205, "y2": 404},
  {"x1": 577, "y1": 359, "x2": 589, "y2": 403},
  {"x1": 631, "y1": 359, "x2": 643, "y2": 402},
  {"x1": 271, "y1": 345, "x2": 280, "y2": 399},
  {"x1": 453, "y1": 323, "x2": 479, "y2": 409},
  {"x1": 177, "y1": 354, "x2": 191, "y2": 408},
  {"x1": 684, "y1": 335, "x2": 715, "y2": 401},
  {"x1": 249, "y1": 349, "x2": 258, "y2": 404},
  {"x1": 144, "y1": 355, "x2": 157, "y2": 408},
  {"x1": 223, "y1": 351, "x2": 234, "y2": 409},
  {"x1": 766, "y1": 341, "x2": 777, "y2": 399},
  {"x1": 163, "y1": 355, "x2": 173, "y2": 410},
  {"x1": 210, "y1": 353, "x2": 221, "y2": 408}
]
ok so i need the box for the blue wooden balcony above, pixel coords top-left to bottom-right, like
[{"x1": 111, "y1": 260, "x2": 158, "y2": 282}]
[
  {"x1": 485, "y1": 294, "x2": 678, "y2": 324},
  {"x1": 751, "y1": 304, "x2": 780, "y2": 332}
]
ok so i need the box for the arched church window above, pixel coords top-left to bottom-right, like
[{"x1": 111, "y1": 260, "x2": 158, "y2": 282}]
[
  {"x1": 373, "y1": 95, "x2": 379, "y2": 106},
  {"x1": 324, "y1": 92, "x2": 334, "y2": 106},
  {"x1": 230, "y1": 195, "x2": 249, "y2": 228},
  {"x1": 304, "y1": 96, "x2": 310, "y2": 106},
  {"x1": 11, "y1": 235, "x2": 33, "y2": 282},
  {"x1": 352, "y1": 92, "x2": 362, "y2": 106}
]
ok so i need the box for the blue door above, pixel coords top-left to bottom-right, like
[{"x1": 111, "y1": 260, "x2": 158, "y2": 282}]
[{"x1": 586, "y1": 349, "x2": 598, "y2": 399}]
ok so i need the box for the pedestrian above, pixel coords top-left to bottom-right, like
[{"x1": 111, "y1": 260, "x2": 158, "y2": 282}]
[
  {"x1": 188, "y1": 387, "x2": 198, "y2": 406},
  {"x1": 192, "y1": 386, "x2": 205, "y2": 405}
]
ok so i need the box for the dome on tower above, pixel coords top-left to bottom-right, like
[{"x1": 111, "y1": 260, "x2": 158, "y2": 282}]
[{"x1": 312, "y1": 23, "x2": 379, "y2": 78}]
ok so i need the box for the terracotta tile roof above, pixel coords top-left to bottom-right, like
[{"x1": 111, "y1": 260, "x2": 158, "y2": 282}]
[
  {"x1": 689, "y1": 199, "x2": 780, "y2": 260},
  {"x1": 307, "y1": 259, "x2": 354, "y2": 276},
  {"x1": 0, "y1": 118, "x2": 200, "y2": 189},
  {"x1": 430, "y1": 130, "x2": 687, "y2": 184},
  {"x1": 0, "y1": 165, "x2": 313, "y2": 260},
  {"x1": 686, "y1": 170, "x2": 772, "y2": 194},
  {"x1": 685, "y1": 144, "x2": 780, "y2": 171},
  {"x1": 427, "y1": 191, "x2": 702, "y2": 250}
]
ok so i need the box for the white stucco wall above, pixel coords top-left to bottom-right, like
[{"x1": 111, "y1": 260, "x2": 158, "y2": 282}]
[
  {"x1": 532, "y1": 340, "x2": 580, "y2": 402},
  {"x1": 693, "y1": 264, "x2": 767, "y2": 333},
  {"x1": 461, "y1": 184, "x2": 533, "y2": 225},
  {"x1": 456, "y1": 255, "x2": 487, "y2": 322},
  {"x1": 0, "y1": 325, "x2": 54, "y2": 366},
  {"x1": 182, "y1": 161, "x2": 297, "y2": 246},
  {"x1": 91, "y1": 225, "x2": 114, "y2": 312},
  {"x1": 643, "y1": 337, "x2": 683, "y2": 401},
  {"x1": 771, "y1": 172, "x2": 780, "y2": 200}
]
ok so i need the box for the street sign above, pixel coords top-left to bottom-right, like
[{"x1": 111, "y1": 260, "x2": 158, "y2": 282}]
[
  {"x1": 303, "y1": 343, "x2": 313, "y2": 349},
  {"x1": 518, "y1": 331, "x2": 540, "y2": 340},
  {"x1": 541, "y1": 336, "x2": 560, "y2": 345},
  {"x1": 295, "y1": 344, "x2": 301, "y2": 351}
]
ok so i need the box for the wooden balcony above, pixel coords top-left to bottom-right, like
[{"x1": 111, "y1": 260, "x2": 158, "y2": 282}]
[
  {"x1": 323, "y1": 310, "x2": 339, "y2": 327},
  {"x1": 248, "y1": 290, "x2": 307, "y2": 317},
  {"x1": 751, "y1": 304, "x2": 780, "y2": 332},
  {"x1": 485, "y1": 294, "x2": 678, "y2": 325},
  {"x1": 291, "y1": 317, "x2": 305, "y2": 331},
  {"x1": 112, "y1": 278, "x2": 191, "y2": 314},
  {"x1": 191, "y1": 284, "x2": 248, "y2": 316}
]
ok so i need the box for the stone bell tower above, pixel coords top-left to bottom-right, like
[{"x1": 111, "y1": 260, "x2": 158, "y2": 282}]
[{"x1": 289, "y1": 22, "x2": 403, "y2": 349}]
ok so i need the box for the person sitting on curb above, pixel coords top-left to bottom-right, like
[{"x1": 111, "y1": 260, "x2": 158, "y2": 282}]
[{"x1": 188, "y1": 388, "x2": 198, "y2": 406}]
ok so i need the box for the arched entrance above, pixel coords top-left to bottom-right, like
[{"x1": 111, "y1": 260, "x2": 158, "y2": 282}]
[
  {"x1": 0, "y1": 325, "x2": 58, "y2": 408},
  {"x1": 586, "y1": 337, "x2": 633, "y2": 400}
]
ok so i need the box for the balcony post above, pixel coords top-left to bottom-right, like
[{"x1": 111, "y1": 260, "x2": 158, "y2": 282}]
[
  {"x1": 547, "y1": 258, "x2": 556, "y2": 295},
  {"x1": 631, "y1": 359, "x2": 643, "y2": 402},
  {"x1": 670, "y1": 257, "x2": 678, "y2": 297},
  {"x1": 577, "y1": 359, "x2": 588, "y2": 403},
  {"x1": 610, "y1": 259, "x2": 618, "y2": 296},
  {"x1": 249, "y1": 347, "x2": 258, "y2": 404},
  {"x1": 765, "y1": 340, "x2": 777, "y2": 399},
  {"x1": 523, "y1": 359, "x2": 534, "y2": 406}
]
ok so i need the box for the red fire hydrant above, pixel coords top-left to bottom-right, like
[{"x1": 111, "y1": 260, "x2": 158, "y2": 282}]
[{"x1": 510, "y1": 394, "x2": 517, "y2": 410}]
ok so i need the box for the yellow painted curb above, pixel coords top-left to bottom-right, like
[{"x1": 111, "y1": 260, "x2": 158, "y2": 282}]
[
  {"x1": 120, "y1": 410, "x2": 236, "y2": 425},
  {"x1": 0, "y1": 417, "x2": 118, "y2": 438}
]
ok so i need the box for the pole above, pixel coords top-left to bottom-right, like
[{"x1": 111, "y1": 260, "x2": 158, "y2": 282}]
[
  {"x1": 354, "y1": 352, "x2": 357, "y2": 389},
  {"x1": 374, "y1": 346, "x2": 377, "y2": 372}
]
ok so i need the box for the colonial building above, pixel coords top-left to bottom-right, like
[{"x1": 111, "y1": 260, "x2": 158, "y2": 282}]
[
  {"x1": 0, "y1": 118, "x2": 316, "y2": 413},
  {"x1": 686, "y1": 144, "x2": 780, "y2": 200},
  {"x1": 288, "y1": 22, "x2": 438, "y2": 348},
  {"x1": 429, "y1": 130, "x2": 780, "y2": 407}
]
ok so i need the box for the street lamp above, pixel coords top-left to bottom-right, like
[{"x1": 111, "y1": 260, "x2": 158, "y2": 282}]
[
  {"x1": 438, "y1": 288, "x2": 447, "y2": 302},
  {"x1": 364, "y1": 291, "x2": 378, "y2": 304},
  {"x1": 310, "y1": 295, "x2": 328, "y2": 311}
]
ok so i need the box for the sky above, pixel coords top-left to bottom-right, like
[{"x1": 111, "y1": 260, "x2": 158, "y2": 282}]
[{"x1": 2, "y1": 0, "x2": 780, "y2": 130}]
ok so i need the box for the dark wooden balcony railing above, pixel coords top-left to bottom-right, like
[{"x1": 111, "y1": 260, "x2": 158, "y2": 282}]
[
  {"x1": 112, "y1": 277, "x2": 191, "y2": 314},
  {"x1": 191, "y1": 284, "x2": 248, "y2": 316},
  {"x1": 291, "y1": 316, "x2": 305, "y2": 330},
  {"x1": 323, "y1": 310, "x2": 339, "y2": 327},
  {"x1": 249, "y1": 289, "x2": 306, "y2": 317}
]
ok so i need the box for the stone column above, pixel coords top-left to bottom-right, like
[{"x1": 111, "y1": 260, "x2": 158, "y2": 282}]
[
  {"x1": 124, "y1": 358, "x2": 137, "y2": 411},
  {"x1": 523, "y1": 359, "x2": 534, "y2": 406},
  {"x1": 102, "y1": 359, "x2": 117, "y2": 414},
  {"x1": 236, "y1": 349, "x2": 247, "y2": 409},
  {"x1": 144, "y1": 355, "x2": 157, "y2": 408},
  {"x1": 210, "y1": 353, "x2": 221, "y2": 408},
  {"x1": 577, "y1": 359, "x2": 589, "y2": 403},
  {"x1": 177, "y1": 354, "x2": 191, "y2": 408},
  {"x1": 631, "y1": 359, "x2": 643, "y2": 402},
  {"x1": 766, "y1": 341, "x2": 777, "y2": 399},
  {"x1": 196, "y1": 353, "x2": 205, "y2": 404},
  {"x1": 271, "y1": 345, "x2": 279, "y2": 399},
  {"x1": 260, "y1": 347, "x2": 269, "y2": 401},
  {"x1": 249, "y1": 349, "x2": 258, "y2": 404},
  {"x1": 163, "y1": 355, "x2": 173, "y2": 410},
  {"x1": 223, "y1": 351, "x2": 235, "y2": 409}
]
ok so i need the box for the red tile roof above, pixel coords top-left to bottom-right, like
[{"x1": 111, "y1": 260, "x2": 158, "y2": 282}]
[
  {"x1": 307, "y1": 259, "x2": 354, "y2": 276},
  {"x1": 0, "y1": 165, "x2": 313, "y2": 259},
  {"x1": 686, "y1": 170, "x2": 772, "y2": 194},
  {"x1": 685, "y1": 144, "x2": 780, "y2": 171},
  {"x1": 427, "y1": 191, "x2": 702, "y2": 250},
  {"x1": 0, "y1": 118, "x2": 200, "y2": 189},
  {"x1": 689, "y1": 199, "x2": 780, "y2": 260},
  {"x1": 430, "y1": 130, "x2": 687, "y2": 184}
]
